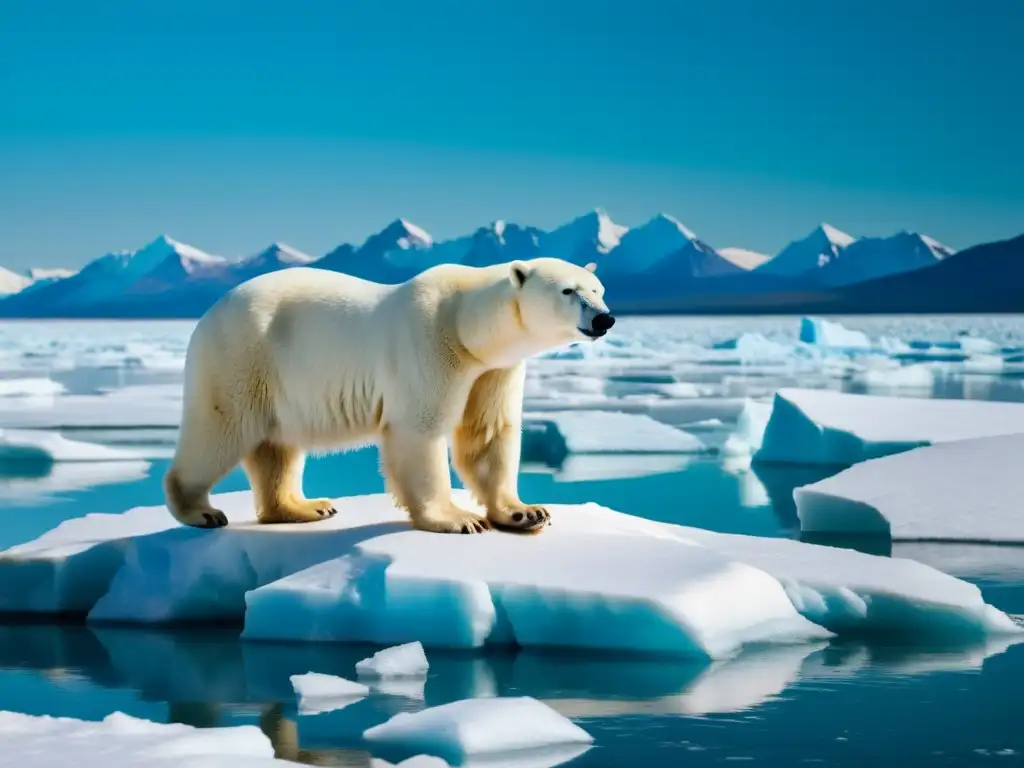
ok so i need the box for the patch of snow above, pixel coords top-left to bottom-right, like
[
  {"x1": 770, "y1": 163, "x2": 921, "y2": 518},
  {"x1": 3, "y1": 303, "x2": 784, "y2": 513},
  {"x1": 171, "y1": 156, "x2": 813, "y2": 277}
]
[
  {"x1": 795, "y1": 433, "x2": 1024, "y2": 544},
  {"x1": 755, "y1": 388, "x2": 1024, "y2": 466},
  {"x1": 356, "y1": 641, "x2": 430, "y2": 679},
  {"x1": 718, "y1": 247, "x2": 770, "y2": 270},
  {"x1": 289, "y1": 672, "x2": 369, "y2": 715},
  {"x1": 0, "y1": 710, "x2": 288, "y2": 767},
  {"x1": 362, "y1": 697, "x2": 594, "y2": 765},
  {"x1": 0, "y1": 267, "x2": 30, "y2": 295}
]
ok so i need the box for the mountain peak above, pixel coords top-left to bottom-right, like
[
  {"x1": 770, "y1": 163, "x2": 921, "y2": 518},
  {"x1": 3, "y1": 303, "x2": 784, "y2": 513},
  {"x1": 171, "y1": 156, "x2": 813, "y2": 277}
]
[
  {"x1": 260, "y1": 242, "x2": 314, "y2": 264},
  {"x1": 644, "y1": 213, "x2": 698, "y2": 241},
  {"x1": 380, "y1": 218, "x2": 433, "y2": 248},
  {"x1": 816, "y1": 223, "x2": 856, "y2": 247}
]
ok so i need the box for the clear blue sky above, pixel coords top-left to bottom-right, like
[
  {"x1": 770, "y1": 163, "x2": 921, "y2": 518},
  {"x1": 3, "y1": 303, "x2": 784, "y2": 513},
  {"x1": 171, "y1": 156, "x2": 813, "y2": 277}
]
[{"x1": 1, "y1": 0, "x2": 1022, "y2": 270}]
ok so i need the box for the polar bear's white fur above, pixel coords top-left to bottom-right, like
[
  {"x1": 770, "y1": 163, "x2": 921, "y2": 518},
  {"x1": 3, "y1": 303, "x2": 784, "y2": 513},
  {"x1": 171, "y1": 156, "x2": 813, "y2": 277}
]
[{"x1": 164, "y1": 258, "x2": 614, "y2": 534}]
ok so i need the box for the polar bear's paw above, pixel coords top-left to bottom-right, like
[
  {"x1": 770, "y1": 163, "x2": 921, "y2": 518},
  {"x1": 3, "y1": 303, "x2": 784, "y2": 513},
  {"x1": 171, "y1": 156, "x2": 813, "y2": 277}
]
[
  {"x1": 259, "y1": 498, "x2": 339, "y2": 525},
  {"x1": 413, "y1": 504, "x2": 492, "y2": 535},
  {"x1": 488, "y1": 504, "x2": 551, "y2": 534},
  {"x1": 176, "y1": 505, "x2": 230, "y2": 529}
]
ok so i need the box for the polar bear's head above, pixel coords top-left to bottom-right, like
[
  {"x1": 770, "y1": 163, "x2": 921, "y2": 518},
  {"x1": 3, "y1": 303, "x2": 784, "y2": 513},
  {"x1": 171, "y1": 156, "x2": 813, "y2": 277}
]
[{"x1": 509, "y1": 257, "x2": 615, "y2": 345}]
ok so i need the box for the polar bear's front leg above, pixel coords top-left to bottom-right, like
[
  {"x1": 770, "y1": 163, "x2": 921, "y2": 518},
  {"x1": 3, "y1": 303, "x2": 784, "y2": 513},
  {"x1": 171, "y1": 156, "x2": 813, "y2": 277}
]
[
  {"x1": 453, "y1": 365, "x2": 550, "y2": 534},
  {"x1": 380, "y1": 424, "x2": 490, "y2": 534}
]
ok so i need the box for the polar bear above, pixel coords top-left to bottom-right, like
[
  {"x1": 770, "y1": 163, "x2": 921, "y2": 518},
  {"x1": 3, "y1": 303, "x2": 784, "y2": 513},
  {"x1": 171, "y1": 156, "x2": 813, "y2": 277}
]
[{"x1": 163, "y1": 257, "x2": 615, "y2": 535}]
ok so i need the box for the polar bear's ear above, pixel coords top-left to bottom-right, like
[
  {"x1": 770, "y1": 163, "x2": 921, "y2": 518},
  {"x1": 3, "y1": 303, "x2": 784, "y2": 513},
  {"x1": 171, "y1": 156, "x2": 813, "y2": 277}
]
[
  {"x1": 584, "y1": 262, "x2": 597, "y2": 273},
  {"x1": 510, "y1": 261, "x2": 530, "y2": 288}
]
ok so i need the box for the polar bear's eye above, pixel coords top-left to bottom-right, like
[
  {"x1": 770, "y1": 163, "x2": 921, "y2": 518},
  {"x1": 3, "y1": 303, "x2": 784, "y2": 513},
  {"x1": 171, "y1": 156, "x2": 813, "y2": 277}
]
[{"x1": 561, "y1": 288, "x2": 573, "y2": 295}]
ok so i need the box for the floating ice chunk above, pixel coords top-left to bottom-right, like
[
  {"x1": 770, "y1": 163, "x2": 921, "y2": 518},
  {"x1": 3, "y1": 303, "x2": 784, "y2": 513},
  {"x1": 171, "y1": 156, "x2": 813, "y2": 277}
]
[
  {"x1": 0, "y1": 384, "x2": 183, "y2": 429},
  {"x1": 0, "y1": 710, "x2": 288, "y2": 767},
  {"x1": 290, "y1": 672, "x2": 369, "y2": 715},
  {"x1": 0, "y1": 378, "x2": 65, "y2": 398},
  {"x1": 957, "y1": 334, "x2": 999, "y2": 356},
  {"x1": 0, "y1": 428, "x2": 150, "y2": 463},
  {"x1": 799, "y1": 317, "x2": 872, "y2": 349},
  {"x1": 712, "y1": 333, "x2": 794, "y2": 363},
  {"x1": 795, "y1": 434, "x2": 1024, "y2": 544},
  {"x1": 371, "y1": 757, "x2": 450, "y2": 768},
  {"x1": 0, "y1": 490, "x2": 826, "y2": 657},
  {"x1": 356, "y1": 641, "x2": 430, "y2": 679},
  {"x1": 962, "y1": 354, "x2": 1004, "y2": 373},
  {"x1": 0, "y1": 459, "x2": 152, "y2": 506},
  {"x1": 362, "y1": 697, "x2": 593, "y2": 765},
  {"x1": 721, "y1": 398, "x2": 773, "y2": 456},
  {"x1": 522, "y1": 410, "x2": 707, "y2": 459},
  {"x1": 862, "y1": 363, "x2": 934, "y2": 390},
  {"x1": 755, "y1": 388, "x2": 1024, "y2": 466}
]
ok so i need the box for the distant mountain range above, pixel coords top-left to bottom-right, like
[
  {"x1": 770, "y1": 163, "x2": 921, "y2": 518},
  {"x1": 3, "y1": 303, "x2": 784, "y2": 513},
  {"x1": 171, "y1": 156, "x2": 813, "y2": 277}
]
[{"x1": 1, "y1": 210, "x2": 1021, "y2": 317}]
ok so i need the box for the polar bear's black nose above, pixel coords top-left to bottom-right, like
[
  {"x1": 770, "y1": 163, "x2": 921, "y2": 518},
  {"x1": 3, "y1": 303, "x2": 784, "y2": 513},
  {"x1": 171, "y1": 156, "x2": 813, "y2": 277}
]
[{"x1": 592, "y1": 313, "x2": 615, "y2": 333}]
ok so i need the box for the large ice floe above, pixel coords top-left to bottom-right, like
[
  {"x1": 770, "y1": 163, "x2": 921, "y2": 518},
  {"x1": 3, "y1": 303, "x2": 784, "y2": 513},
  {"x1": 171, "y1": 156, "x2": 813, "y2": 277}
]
[
  {"x1": 0, "y1": 489, "x2": 1018, "y2": 657},
  {"x1": 0, "y1": 710, "x2": 291, "y2": 767},
  {"x1": 796, "y1": 434, "x2": 1024, "y2": 543},
  {"x1": 753, "y1": 388, "x2": 1024, "y2": 466}
]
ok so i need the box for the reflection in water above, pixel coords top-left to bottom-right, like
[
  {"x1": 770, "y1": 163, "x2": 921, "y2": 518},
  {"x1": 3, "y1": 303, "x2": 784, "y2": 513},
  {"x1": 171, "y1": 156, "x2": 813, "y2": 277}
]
[{"x1": 0, "y1": 623, "x2": 1018, "y2": 766}]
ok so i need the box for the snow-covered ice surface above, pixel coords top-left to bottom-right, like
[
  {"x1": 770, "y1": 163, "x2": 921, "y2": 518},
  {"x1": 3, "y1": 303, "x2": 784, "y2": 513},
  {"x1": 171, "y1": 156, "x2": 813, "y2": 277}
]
[
  {"x1": 1, "y1": 489, "x2": 1018, "y2": 658},
  {"x1": 796, "y1": 434, "x2": 1024, "y2": 543},
  {"x1": 0, "y1": 428, "x2": 166, "y2": 462},
  {"x1": 521, "y1": 410, "x2": 706, "y2": 461},
  {"x1": 289, "y1": 671, "x2": 369, "y2": 715},
  {"x1": 356, "y1": 642, "x2": 430, "y2": 679},
  {"x1": 754, "y1": 388, "x2": 1024, "y2": 466},
  {"x1": 0, "y1": 710, "x2": 291, "y2": 767},
  {"x1": 362, "y1": 697, "x2": 594, "y2": 765}
]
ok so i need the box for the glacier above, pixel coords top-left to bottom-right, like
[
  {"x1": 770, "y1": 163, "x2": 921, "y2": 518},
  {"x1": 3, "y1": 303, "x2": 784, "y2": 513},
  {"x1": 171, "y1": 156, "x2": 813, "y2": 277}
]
[
  {"x1": 795, "y1": 434, "x2": 1024, "y2": 543},
  {"x1": 0, "y1": 489, "x2": 1018, "y2": 659}
]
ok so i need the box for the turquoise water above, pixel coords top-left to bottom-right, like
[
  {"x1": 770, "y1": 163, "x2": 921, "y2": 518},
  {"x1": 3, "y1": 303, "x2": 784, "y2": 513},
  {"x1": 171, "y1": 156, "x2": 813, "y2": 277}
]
[{"x1": 2, "y1": 449, "x2": 1023, "y2": 766}]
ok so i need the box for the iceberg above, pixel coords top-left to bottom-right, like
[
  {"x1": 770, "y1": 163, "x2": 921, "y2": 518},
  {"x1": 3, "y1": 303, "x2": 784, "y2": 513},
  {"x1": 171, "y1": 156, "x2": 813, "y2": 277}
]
[
  {"x1": 0, "y1": 710, "x2": 290, "y2": 767},
  {"x1": 362, "y1": 697, "x2": 593, "y2": 765},
  {"x1": 755, "y1": 388, "x2": 1024, "y2": 466},
  {"x1": 289, "y1": 672, "x2": 369, "y2": 715},
  {"x1": 357, "y1": 641, "x2": 430, "y2": 679},
  {"x1": 795, "y1": 434, "x2": 1024, "y2": 544},
  {"x1": 2, "y1": 489, "x2": 1018, "y2": 657},
  {"x1": 799, "y1": 317, "x2": 872, "y2": 349}
]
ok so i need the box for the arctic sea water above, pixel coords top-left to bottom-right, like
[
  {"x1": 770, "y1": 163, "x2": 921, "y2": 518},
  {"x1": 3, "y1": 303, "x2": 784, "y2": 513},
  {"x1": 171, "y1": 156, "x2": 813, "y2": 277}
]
[{"x1": 2, "y1": 315, "x2": 1024, "y2": 766}]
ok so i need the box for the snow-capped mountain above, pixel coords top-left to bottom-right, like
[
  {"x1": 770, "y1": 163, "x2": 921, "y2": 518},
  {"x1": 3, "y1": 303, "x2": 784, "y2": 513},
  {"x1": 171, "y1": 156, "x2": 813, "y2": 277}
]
[
  {"x1": 0, "y1": 212, "x2": 1000, "y2": 318},
  {"x1": 757, "y1": 223, "x2": 856, "y2": 276},
  {"x1": 0, "y1": 235, "x2": 216, "y2": 311},
  {"x1": 0, "y1": 267, "x2": 30, "y2": 296},
  {"x1": 719, "y1": 247, "x2": 770, "y2": 270},
  {"x1": 602, "y1": 214, "x2": 698, "y2": 274},
  {"x1": 126, "y1": 243, "x2": 228, "y2": 295},
  {"x1": 813, "y1": 230, "x2": 954, "y2": 286},
  {"x1": 27, "y1": 267, "x2": 76, "y2": 282},
  {"x1": 540, "y1": 209, "x2": 628, "y2": 266},
  {"x1": 461, "y1": 221, "x2": 543, "y2": 267}
]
